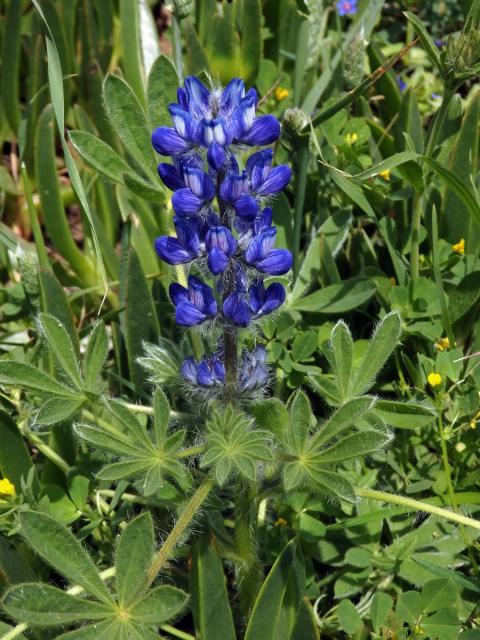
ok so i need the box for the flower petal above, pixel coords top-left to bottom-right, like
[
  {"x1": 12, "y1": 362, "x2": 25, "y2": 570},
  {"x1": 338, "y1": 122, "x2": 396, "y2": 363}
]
[
  {"x1": 223, "y1": 293, "x2": 251, "y2": 327},
  {"x1": 254, "y1": 249, "x2": 293, "y2": 275},
  {"x1": 257, "y1": 165, "x2": 292, "y2": 196},
  {"x1": 181, "y1": 357, "x2": 198, "y2": 384},
  {"x1": 207, "y1": 248, "x2": 229, "y2": 275},
  {"x1": 172, "y1": 188, "x2": 203, "y2": 217},
  {"x1": 157, "y1": 163, "x2": 184, "y2": 191},
  {"x1": 155, "y1": 236, "x2": 193, "y2": 265},
  {"x1": 175, "y1": 300, "x2": 208, "y2": 326},
  {"x1": 245, "y1": 228, "x2": 277, "y2": 263},
  {"x1": 240, "y1": 115, "x2": 280, "y2": 146},
  {"x1": 152, "y1": 127, "x2": 189, "y2": 155},
  {"x1": 169, "y1": 283, "x2": 189, "y2": 305},
  {"x1": 234, "y1": 194, "x2": 258, "y2": 220}
]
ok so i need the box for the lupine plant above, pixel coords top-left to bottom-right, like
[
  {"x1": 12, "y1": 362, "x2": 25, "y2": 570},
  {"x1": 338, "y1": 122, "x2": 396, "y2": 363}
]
[{"x1": 152, "y1": 76, "x2": 292, "y2": 398}]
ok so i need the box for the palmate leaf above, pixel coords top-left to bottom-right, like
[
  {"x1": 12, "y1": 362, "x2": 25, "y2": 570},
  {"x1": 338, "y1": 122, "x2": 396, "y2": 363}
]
[
  {"x1": 76, "y1": 396, "x2": 188, "y2": 496},
  {"x1": 2, "y1": 511, "x2": 188, "y2": 636},
  {"x1": 200, "y1": 406, "x2": 271, "y2": 486}
]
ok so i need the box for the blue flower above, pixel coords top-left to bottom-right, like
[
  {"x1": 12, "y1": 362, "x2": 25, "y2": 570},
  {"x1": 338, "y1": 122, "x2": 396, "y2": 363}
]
[
  {"x1": 249, "y1": 280, "x2": 286, "y2": 316},
  {"x1": 171, "y1": 167, "x2": 215, "y2": 217},
  {"x1": 239, "y1": 346, "x2": 269, "y2": 392},
  {"x1": 245, "y1": 228, "x2": 293, "y2": 275},
  {"x1": 223, "y1": 292, "x2": 251, "y2": 327},
  {"x1": 169, "y1": 275, "x2": 217, "y2": 326},
  {"x1": 181, "y1": 354, "x2": 226, "y2": 387},
  {"x1": 151, "y1": 76, "x2": 282, "y2": 167},
  {"x1": 205, "y1": 226, "x2": 238, "y2": 274},
  {"x1": 155, "y1": 218, "x2": 202, "y2": 265},
  {"x1": 157, "y1": 155, "x2": 204, "y2": 191},
  {"x1": 397, "y1": 77, "x2": 407, "y2": 92},
  {"x1": 336, "y1": 0, "x2": 357, "y2": 16}
]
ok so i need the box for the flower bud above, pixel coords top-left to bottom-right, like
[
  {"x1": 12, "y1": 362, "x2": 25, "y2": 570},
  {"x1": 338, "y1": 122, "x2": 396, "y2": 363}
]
[
  {"x1": 282, "y1": 107, "x2": 309, "y2": 147},
  {"x1": 171, "y1": 0, "x2": 193, "y2": 20},
  {"x1": 17, "y1": 251, "x2": 40, "y2": 309}
]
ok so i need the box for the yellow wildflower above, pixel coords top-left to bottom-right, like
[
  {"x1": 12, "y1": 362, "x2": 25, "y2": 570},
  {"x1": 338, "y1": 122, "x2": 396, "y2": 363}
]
[
  {"x1": 274, "y1": 517, "x2": 288, "y2": 527},
  {"x1": 345, "y1": 132, "x2": 358, "y2": 145},
  {"x1": 435, "y1": 337, "x2": 450, "y2": 352},
  {"x1": 379, "y1": 169, "x2": 391, "y2": 181},
  {"x1": 0, "y1": 478, "x2": 15, "y2": 497},
  {"x1": 274, "y1": 87, "x2": 289, "y2": 101},
  {"x1": 469, "y1": 411, "x2": 480, "y2": 429},
  {"x1": 452, "y1": 238, "x2": 465, "y2": 255},
  {"x1": 455, "y1": 442, "x2": 466, "y2": 453},
  {"x1": 427, "y1": 372, "x2": 442, "y2": 388}
]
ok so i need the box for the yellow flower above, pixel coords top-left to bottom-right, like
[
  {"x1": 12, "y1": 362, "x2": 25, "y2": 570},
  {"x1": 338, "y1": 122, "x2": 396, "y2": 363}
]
[
  {"x1": 379, "y1": 169, "x2": 391, "y2": 181},
  {"x1": 0, "y1": 478, "x2": 15, "y2": 497},
  {"x1": 345, "y1": 132, "x2": 358, "y2": 145},
  {"x1": 435, "y1": 337, "x2": 450, "y2": 352},
  {"x1": 452, "y1": 238, "x2": 465, "y2": 255},
  {"x1": 274, "y1": 87, "x2": 289, "y2": 101},
  {"x1": 274, "y1": 517, "x2": 288, "y2": 527},
  {"x1": 469, "y1": 411, "x2": 480, "y2": 429},
  {"x1": 427, "y1": 372, "x2": 442, "y2": 388}
]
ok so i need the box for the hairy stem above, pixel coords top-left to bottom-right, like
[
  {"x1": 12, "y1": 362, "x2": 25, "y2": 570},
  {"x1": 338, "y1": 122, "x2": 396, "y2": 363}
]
[
  {"x1": 144, "y1": 476, "x2": 215, "y2": 590},
  {"x1": 355, "y1": 487, "x2": 480, "y2": 531}
]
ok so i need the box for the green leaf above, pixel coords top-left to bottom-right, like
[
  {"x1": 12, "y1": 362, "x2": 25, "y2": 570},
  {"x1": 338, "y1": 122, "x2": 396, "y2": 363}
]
[
  {"x1": 0, "y1": 411, "x2": 33, "y2": 488},
  {"x1": 350, "y1": 312, "x2": 402, "y2": 396},
  {"x1": 330, "y1": 321, "x2": 353, "y2": 401},
  {"x1": 337, "y1": 599, "x2": 363, "y2": 635},
  {"x1": 289, "y1": 391, "x2": 313, "y2": 453},
  {"x1": 291, "y1": 210, "x2": 352, "y2": 301},
  {"x1": 404, "y1": 12, "x2": 445, "y2": 77},
  {"x1": 422, "y1": 608, "x2": 460, "y2": 640},
  {"x1": 129, "y1": 585, "x2": 189, "y2": 623},
  {"x1": 96, "y1": 460, "x2": 152, "y2": 482},
  {"x1": 35, "y1": 106, "x2": 95, "y2": 284},
  {"x1": 290, "y1": 278, "x2": 376, "y2": 313},
  {"x1": 183, "y1": 20, "x2": 210, "y2": 75},
  {"x1": 396, "y1": 590, "x2": 421, "y2": 625},
  {"x1": 37, "y1": 398, "x2": 85, "y2": 426},
  {"x1": 39, "y1": 270, "x2": 79, "y2": 351},
  {"x1": 147, "y1": 55, "x2": 179, "y2": 128},
  {"x1": 421, "y1": 579, "x2": 459, "y2": 614},
  {"x1": 241, "y1": 0, "x2": 262, "y2": 82},
  {"x1": 250, "y1": 398, "x2": 290, "y2": 440},
  {"x1": 201, "y1": 407, "x2": 271, "y2": 485},
  {"x1": 298, "y1": 513, "x2": 326, "y2": 541},
  {"x1": 292, "y1": 598, "x2": 320, "y2": 640},
  {"x1": 373, "y1": 400, "x2": 436, "y2": 429},
  {"x1": 307, "y1": 469, "x2": 355, "y2": 502},
  {"x1": 19, "y1": 511, "x2": 112, "y2": 605},
  {"x1": 119, "y1": 0, "x2": 146, "y2": 107},
  {"x1": 313, "y1": 430, "x2": 389, "y2": 462},
  {"x1": 424, "y1": 155, "x2": 480, "y2": 237},
  {"x1": 153, "y1": 388, "x2": 170, "y2": 445},
  {"x1": 116, "y1": 513, "x2": 154, "y2": 607},
  {"x1": 124, "y1": 247, "x2": 160, "y2": 390},
  {"x1": 2, "y1": 584, "x2": 113, "y2": 626},
  {"x1": 105, "y1": 400, "x2": 153, "y2": 451},
  {"x1": 244, "y1": 540, "x2": 300, "y2": 640},
  {"x1": 370, "y1": 592, "x2": 393, "y2": 632},
  {"x1": 74, "y1": 424, "x2": 146, "y2": 458},
  {"x1": 191, "y1": 534, "x2": 236, "y2": 640},
  {"x1": 441, "y1": 93, "x2": 480, "y2": 251},
  {"x1": 40, "y1": 313, "x2": 82, "y2": 388},
  {"x1": 84, "y1": 322, "x2": 108, "y2": 391},
  {"x1": 0, "y1": 361, "x2": 79, "y2": 398},
  {"x1": 0, "y1": 0, "x2": 21, "y2": 133},
  {"x1": 55, "y1": 620, "x2": 125, "y2": 640},
  {"x1": 311, "y1": 396, "x2": 375, "y2": 448},
  {"x1": 69, "y1": 130, "x2": 134, "y2": 184},
  {"x1": 103, "y1": 74, "x2": 158, "y2": 181}
]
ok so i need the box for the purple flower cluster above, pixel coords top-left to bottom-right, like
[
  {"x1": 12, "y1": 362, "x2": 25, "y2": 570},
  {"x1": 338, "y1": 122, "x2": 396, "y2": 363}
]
[{"x1": 151, "y1": 76, "x2": 292, "y2": 394}]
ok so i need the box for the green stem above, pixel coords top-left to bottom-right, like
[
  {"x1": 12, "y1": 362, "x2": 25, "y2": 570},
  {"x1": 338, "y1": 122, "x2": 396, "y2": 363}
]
[
  {"x1": 22, "y1": 427, "x2": 71, "y2": 474},
  {"x1": 144, "y1": 476, "x2": 214, "y2": 589},
  {"x1": 0, "y1": 567, "x2": 116, "y2": 640},
  {"x1": 354, "y1": 487, "x2": 480, "y2": 531},
  {"x1": 160, "y1": 625, "x2": 195, "y2": 640},
  {"x1": 293, "y1": 143, "x2": 309, "y2": 276},
  {"x1": 172, "y1": 14, "x2": 183, "y2": 84}
]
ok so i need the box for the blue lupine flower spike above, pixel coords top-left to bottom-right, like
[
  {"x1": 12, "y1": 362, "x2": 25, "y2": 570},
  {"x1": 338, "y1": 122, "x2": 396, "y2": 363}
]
[{"x1": 151, "y1": 76, "x2": 292, "y2": 397}]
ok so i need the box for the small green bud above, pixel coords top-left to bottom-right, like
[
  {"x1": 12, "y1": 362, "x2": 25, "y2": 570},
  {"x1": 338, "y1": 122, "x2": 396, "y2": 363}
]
[
  {"x1": 282, "y1": 107, "x2": 309, "y2": 147},
  {"x1": 17, "y1": 251, "x2": 40, "y2": 309},
  {"x1": 171, "y1": 0, "x2": 193, "y2": 20},
  {"x1": 343, "y1": 30, "x2": 367, "y2": 90}
]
